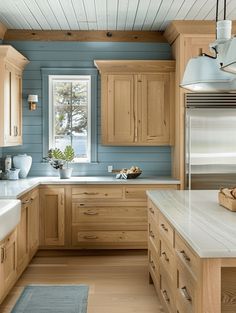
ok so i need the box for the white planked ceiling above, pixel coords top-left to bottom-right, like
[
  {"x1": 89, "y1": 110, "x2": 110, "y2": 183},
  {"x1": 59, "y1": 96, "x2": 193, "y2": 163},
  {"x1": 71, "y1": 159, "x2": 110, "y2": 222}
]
[{"x1": 0, "y1": 0, "x2": 235, "y2": 31}]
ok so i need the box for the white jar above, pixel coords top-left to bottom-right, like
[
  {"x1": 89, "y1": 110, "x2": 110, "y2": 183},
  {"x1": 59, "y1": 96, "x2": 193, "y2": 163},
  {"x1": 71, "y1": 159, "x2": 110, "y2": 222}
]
[
  {"x1": 13, "y1": 154, "x2": 32, "y2": 178},
  {"x1": 5, "y1": 155, "x2": 12, "y2": 171}
]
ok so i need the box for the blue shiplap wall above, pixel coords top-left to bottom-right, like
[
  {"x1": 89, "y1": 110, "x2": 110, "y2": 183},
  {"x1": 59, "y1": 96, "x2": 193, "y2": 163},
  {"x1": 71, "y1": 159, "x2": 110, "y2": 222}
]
[{"x1": 2, "y1": 41, "x2": 172, "y2": 177}]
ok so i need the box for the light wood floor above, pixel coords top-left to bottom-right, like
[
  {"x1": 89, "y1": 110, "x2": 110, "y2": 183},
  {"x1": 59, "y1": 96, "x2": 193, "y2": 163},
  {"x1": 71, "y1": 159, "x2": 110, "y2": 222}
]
[{"x1": 0, "y1": 250, "x2": 164, "y2": 313}]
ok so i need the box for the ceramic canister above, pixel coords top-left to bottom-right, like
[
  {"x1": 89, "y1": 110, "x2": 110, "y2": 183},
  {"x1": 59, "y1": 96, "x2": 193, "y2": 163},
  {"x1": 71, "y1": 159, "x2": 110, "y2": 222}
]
[{"x1": 13, "y1": 154, "x2": 32, "y2": 178}]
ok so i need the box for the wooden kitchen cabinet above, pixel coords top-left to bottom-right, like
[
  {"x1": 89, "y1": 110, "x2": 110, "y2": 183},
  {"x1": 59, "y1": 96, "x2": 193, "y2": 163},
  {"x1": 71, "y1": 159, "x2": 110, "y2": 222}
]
[
  {"x1": 28, "y1": 189, "x2": 39, "y2": 259},
  {"x1": 94, "y1": 60, "x2": 175, "y2": 146},
  {"x1": 0, "y1": 46, "x2": 29, "y2": 147},
  {"x1": 0, "y1": 229, "x2": 17, "y2": 303},
  {"x1": 40, "y1": 187, "x2": 65, "y2": 247},
  {"x1": 16, "y1": 197, "x2": 29, "y2": 276}
]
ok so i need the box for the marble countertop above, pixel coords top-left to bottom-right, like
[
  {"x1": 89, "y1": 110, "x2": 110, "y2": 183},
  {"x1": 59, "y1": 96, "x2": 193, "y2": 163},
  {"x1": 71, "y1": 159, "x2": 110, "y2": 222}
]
[
  {"x1": 147, "y1": 190, "x2": 236, "y2": 258},
  {"x1": 0, "y1": 176, "x2": 180, "y2": 199}
]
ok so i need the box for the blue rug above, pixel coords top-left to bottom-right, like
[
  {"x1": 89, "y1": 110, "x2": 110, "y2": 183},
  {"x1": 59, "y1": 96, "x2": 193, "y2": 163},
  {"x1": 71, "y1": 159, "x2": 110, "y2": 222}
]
[{"x1": 11, "y1": 285, "x2": 89, "y2": 313}]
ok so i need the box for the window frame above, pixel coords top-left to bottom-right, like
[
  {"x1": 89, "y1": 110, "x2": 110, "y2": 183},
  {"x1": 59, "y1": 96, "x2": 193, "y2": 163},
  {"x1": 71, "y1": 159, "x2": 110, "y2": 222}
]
[{"x1": 42, "y1": 68, "x2": 98, "y2": 163}]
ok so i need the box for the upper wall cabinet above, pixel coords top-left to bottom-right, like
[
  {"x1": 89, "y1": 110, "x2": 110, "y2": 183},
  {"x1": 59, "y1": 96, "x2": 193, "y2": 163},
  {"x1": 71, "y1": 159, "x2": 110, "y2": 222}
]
[
  {"x1": 0, "y1": 46, "x2": 29, "y2": 147},
  {"x1": 94, "y1": 60, "x2": 175, "y2": 146}
]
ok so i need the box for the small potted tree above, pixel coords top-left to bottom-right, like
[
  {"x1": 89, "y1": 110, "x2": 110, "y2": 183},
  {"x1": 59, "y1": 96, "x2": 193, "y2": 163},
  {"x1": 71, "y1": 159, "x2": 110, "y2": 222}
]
[{"x1": 46, "y1": 145, "x2": 75, "y2": 179}]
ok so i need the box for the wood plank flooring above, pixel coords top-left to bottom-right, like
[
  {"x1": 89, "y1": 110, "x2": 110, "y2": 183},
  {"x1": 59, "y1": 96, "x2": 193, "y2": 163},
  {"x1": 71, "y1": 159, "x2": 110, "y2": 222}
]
[{"x1": 0, "y1": 250, "x2": 164, "y2": 313}]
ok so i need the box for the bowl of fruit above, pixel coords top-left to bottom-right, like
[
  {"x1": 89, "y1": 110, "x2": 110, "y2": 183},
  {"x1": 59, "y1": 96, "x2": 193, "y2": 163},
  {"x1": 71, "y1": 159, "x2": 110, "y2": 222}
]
[{"x1": 116, "y1": 166, "x2": 142, "y2": 179}]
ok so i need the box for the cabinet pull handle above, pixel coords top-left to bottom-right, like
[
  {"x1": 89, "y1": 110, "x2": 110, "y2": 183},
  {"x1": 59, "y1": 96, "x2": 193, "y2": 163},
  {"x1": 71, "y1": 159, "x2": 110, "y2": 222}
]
[
  {"x1": 181, "y1": 286, "x2": 192, "y2": 302},
  {"x1": 149, "y1": 230, "x2": 155, "y2": 238},
  {"x1": 180, "y1": 250, "x2": 191, "y2": 262},
  {"x1": 1, "y1": 247, "x2": 5, "y2": 263},
  {"x1": 84, "y1": 192, "x2": 99, "y2": 196},
  {"x1": 83, "y1": 235, "x2": 98, "y2": 240},
  {"x1": 84, "y1": 211, "x2": 98, "y2": 216},
  {"x1": 22, "y1": 199, "x2": 31, "y2": 204},
  {"x1": 15, "y1": 126, "x2": 18, "y2": 136},
  {"x1": 149, "y1": 207, "x2": 154, "y2": 214},
  {"x1": 150, "y1": 260, "x2": 155, "y2": 270},
  {"x1": 162, "y1": 251, "x2": 169, "y2": 262},
  {"x1": 60, "y1": 195, "x2": 63, "y2": 205},
  {"x1": 161, "y1": 223, "x2": 168, "y2": 232},
  {"x1": 162, "y1": 290, "x2": 170, "y2": 302}
]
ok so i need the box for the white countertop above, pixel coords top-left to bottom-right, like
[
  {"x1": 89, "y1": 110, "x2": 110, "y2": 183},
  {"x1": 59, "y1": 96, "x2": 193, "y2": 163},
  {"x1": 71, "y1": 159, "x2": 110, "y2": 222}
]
[
  {"x1": 147, "y1": 190, "x2": 236, "y2": 258},
  {"x1": 0, "y1": 176, "x2": 180, "y2": 199}
]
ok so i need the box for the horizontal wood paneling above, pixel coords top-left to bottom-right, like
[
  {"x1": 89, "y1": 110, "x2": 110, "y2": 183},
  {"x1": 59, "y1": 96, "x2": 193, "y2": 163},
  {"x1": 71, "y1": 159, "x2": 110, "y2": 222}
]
[{"x1": 2, "y1": 41, "x2": 172, "y2": 177}]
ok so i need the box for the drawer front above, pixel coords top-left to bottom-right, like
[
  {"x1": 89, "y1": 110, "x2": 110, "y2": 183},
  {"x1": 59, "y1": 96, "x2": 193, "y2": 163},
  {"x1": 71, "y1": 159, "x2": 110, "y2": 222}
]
[
  {"x1": 125, "y1": 185, "x2": 178, "y2": 200},
  {"x1": 158, "y1": 212, "x2": 174, "y2": 249},
  {"x1": 148, "y1": 213, "x2": 159, "y2": 252},
  {"x1": 176, "y1": 261, "x2": 197, "y2": 313},
  {"x1": 72, "y1": 229, "x2": 147, "y2": 247},
  {"x1": 72, "y1": 186, "x2": 123, "y2": 200},
  {"x1": 160, "y1": 267, "x2": 175, "y2": 313},
  {"x1": 147, "y1": 199, "x2": 159, "y2": 224},
  {"x1": 175, "y1": 233, "x2": 201, "y2": 279},
  {"x1": 148, "y1": 240, "x2": 160, "y2": 287},
  {"x1": 72, "y1": 204, "x2": 147, "y2": 226},
  {"x1": 160, "y1": 236, "x2": 175, "y2": 282}
]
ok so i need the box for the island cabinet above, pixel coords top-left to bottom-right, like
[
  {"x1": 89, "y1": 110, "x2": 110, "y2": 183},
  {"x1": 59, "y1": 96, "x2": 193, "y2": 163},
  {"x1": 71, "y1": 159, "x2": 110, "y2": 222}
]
[
  {"x1": 147, "y1": 195, "x2": 236, "y2": 313},
  {"x1": 94, "y1": 60, "x2": 175, "y2": 146},
  {"x1": 71, "y1": 184, "x2": 178, "y2": 249},
  {"x1": 0, "y1": 229, "x2": 17, "y2": 304},
  {"x1": 0, "y1": 45, "x2": 29, "y2": 147}
]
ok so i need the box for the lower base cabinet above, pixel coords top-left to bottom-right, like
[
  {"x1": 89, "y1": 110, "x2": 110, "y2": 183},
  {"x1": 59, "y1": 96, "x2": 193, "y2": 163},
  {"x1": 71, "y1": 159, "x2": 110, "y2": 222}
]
[{"x1": 0, "y1": 229, "x2": 17, "y2": 303}]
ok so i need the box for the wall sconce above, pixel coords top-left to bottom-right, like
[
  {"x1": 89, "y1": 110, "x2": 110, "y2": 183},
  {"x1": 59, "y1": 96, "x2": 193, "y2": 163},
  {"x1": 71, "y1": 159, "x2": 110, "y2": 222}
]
[{"x1": 28, "y1": 95, "x2": 38, "y2": 111}]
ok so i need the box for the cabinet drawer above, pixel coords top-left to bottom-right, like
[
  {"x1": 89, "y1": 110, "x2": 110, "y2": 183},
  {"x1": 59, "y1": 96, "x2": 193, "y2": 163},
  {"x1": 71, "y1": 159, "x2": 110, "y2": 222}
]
[
  {"x1": 72, "y1": 186, "x2": 123, "y2": 200},
  {"x1": 160, "y1": 268, "x2": 175, "y2": 313},
  {"x1": 125, "y1": 187, "x2": 148, "y2": 200},
  {"x1": 148, "y1": 240, "x2": 159, "y2": 287},
  {"x1": 72, "y1": 203, "x2": 147, "y2": 227},
  {"x1": 147, "y1": 199, "x2": 159, "y2": 224},
  {"x1": 158, "y1": 212, "x2": 174, "y2": 249},
  {"x1": 176, "y1": 261, "x2": 197, "y2": 313},
  {"x1": 160, "y1": 236, "x2": 175, "y2": 282},
  {"x1": 148, "y1": 213, "x2": 159, "y2": 252},
  {"x1": 72, "y1": 228, "x2": 147, "y2": 248},
  {"x1": 175, "y1": 233, "x2": 201, "y2": 279}
]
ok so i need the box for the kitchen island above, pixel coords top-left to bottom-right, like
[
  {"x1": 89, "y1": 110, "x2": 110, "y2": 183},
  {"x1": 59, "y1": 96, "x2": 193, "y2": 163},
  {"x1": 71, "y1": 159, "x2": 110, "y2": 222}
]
[{"x1": 147, "y1": 189, "x2": 236, "y2": 313}]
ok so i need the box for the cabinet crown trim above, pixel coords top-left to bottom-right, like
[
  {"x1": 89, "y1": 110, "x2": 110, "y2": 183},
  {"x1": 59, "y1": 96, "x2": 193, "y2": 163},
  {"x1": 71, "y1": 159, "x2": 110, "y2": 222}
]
[
  {"x1": 0, "y1": 45, "x2": 29, "y2": 69},
  {"x1": 94, "y1": 60, "x2": 175, "y2": 74}
]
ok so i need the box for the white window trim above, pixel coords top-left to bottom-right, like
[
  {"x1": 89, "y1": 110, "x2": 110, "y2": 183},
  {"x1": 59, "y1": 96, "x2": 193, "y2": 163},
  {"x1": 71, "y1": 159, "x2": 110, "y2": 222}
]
[{"x1": 48, "y1": 75, "x2": 92, "y2": 163}]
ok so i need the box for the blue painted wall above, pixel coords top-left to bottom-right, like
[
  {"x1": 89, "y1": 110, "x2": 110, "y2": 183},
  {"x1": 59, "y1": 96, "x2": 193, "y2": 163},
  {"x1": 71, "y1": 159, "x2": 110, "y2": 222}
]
[{"x1": 2, "y1": 41, "x2": 172, "y2": 177}]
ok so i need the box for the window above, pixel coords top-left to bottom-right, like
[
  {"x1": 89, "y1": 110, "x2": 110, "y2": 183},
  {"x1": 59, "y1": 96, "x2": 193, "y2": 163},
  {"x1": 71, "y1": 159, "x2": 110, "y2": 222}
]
[
  {"x1": 49, "y1": 75, "x2": 91, "y2": 162},
  {"x1": 42, "y1": 68, "x2": 97, "y2": 163}
]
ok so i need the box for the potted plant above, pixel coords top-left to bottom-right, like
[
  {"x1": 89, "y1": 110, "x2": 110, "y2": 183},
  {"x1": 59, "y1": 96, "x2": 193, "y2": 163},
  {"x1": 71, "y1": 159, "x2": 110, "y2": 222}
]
[{"x1": 45, "y1": 145, "x2": 75, "y2": 179}]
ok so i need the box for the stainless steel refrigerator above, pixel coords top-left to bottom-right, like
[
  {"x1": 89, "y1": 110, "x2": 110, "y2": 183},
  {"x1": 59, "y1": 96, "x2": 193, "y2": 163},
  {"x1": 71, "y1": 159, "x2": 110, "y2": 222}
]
[{"x1": 185, "y1": 93, "x2": 236, "y2": 190}]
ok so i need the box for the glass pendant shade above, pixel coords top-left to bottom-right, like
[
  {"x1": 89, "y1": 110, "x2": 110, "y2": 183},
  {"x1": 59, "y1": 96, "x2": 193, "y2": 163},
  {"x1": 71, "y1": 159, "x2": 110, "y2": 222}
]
[
  {"x1": 220, "y1": 38, "x2": 236, "y2": 74},
  {"x1": 180, "y1": 54, "x2": 236, "y2": 92}
]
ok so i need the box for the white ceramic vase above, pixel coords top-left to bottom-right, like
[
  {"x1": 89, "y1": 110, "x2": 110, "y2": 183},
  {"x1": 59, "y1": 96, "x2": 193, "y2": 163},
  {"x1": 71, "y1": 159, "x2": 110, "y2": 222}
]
[{"x1": 13, "y1": 154, "x2": 32, "y2": 178}]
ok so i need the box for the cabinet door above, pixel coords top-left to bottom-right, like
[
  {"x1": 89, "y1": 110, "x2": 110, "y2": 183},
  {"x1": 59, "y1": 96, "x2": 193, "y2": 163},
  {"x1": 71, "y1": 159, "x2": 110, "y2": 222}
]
[
  {"x1": 140, "y1": 74, "x2": 173, "y2": 145},
  {"x1": 28, "y1": 189, "x2": 39, "y2": 258},
  {"x1": 105, "y1": 74, "x2": 136, "y2": 144},
  {"x1": 40, "y1": 188, "x2": 65, "y2": 246},
  {"x1": 17, "y1": 203, "x2": 29, "y2": 275},
  {"x1": 0, "y1": 230, "x2": 17, "y2": 302},
  {"x1": 4, "y1": 63, "x2": 22, "y2": 146}
]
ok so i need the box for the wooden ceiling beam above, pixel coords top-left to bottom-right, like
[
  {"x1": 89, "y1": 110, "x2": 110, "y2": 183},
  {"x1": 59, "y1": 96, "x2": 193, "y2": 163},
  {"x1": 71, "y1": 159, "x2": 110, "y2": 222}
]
[
  {"x1": 4, "y1": 29, "x2": 167, "y2": 42},
  {"x1": 0, "y1": 22, "x2": 7, "y2": 40}
]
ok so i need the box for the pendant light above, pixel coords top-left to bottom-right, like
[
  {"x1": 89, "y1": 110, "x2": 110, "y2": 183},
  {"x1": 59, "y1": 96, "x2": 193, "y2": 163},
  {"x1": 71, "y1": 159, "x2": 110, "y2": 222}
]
[{"x1": 180, "y1": 0, "x2": 236, "y2": 92}]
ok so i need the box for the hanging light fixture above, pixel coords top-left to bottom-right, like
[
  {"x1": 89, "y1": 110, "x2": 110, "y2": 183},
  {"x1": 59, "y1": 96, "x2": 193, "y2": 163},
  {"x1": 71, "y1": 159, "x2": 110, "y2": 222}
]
[{"x1": 180, "y1": 0, "x2": 236, "y2": 92}]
